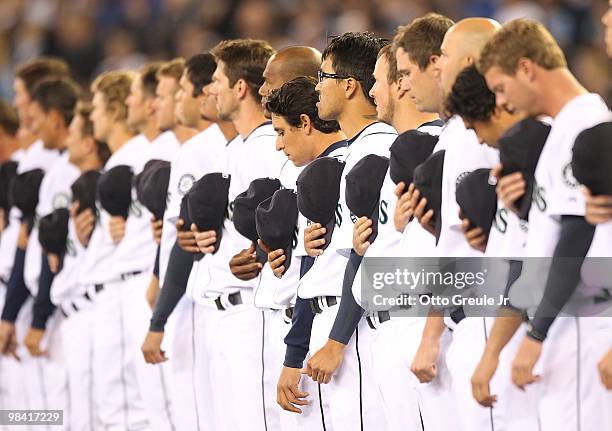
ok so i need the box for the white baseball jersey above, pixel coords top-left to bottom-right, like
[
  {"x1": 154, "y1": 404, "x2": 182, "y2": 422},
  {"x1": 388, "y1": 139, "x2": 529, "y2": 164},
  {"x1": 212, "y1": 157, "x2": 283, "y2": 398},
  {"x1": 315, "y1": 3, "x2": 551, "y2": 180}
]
[
  {"x1": 149, "y1": 130, "x2": 180, "y2": 162},
  {"x1": 78, "y1": 134, "x2": 151, "y2": 285},
  {"x1": 298, "y1": 122, "x2": 397, "y2": 299},
  {"x1": 189, "y1": 122, "x2": 286, "y2": 301},
  {"x1": 159, "y1": 124, "x2": 227, "y2": 284},
  {"x1": 16, "y1": 139, "x2": 60, "y2": 173},
  {"x1": 437, "y1": 115, "x2": 499, "y2": 258},
  {"x1": 23, "y1": 152, "x2": 80, "y2": 297}
]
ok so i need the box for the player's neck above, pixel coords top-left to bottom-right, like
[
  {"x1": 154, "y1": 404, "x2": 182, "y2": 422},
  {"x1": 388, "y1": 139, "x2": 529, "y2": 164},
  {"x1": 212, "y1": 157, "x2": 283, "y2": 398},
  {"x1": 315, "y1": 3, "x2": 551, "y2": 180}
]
[
  {"x1": 76, "y1": 155, "x2": 102, "y2": 173},
  {"x1": 392, "y1": 103, "x2": 438, "y2": 134},
  {"x1": 142, "y1": 121, "x2": 161, "y2": 142},
  {"x1": 52, "y1": 128, "x2": 69, "y2": 152},
  {"x1": 173, "y1": 124, "x2": 198, "y2": 144},
  {"x1": 0, "y1": 134, "x2": 20, "y2": 162},
  {"x1": 195, "y1": 118, "x2": 213, "y2": 133},
  {"x1": 217, "y1": 120, "x2": 238, "y2": 142},
  {"x1": 312, "y1": 131, "x2": 348, "y2": 157},
  {"x1": 106, "y1": 123, "x2": 134, "y2": 153},
  {"x1": 337, "y1": 101, "x2": 378, "y2": 140},
  {"x1": 538, "y1": 69, "x2": 588, "y2": 118},
  {"x1": 234, "y1": 100, "x2": 268, "y2": 139}
]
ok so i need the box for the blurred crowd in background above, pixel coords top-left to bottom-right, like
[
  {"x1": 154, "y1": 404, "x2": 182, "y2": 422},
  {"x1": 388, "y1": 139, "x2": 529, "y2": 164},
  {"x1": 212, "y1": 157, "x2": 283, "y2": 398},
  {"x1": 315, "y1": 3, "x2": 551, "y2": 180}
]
[{"x1": 1, "y1": 0, "x2": 610, "y2": 102}]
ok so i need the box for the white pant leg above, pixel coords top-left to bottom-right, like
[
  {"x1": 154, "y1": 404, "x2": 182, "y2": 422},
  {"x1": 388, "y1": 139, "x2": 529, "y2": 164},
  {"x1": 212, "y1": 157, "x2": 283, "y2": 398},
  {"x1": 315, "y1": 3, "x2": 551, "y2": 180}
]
[
  {"x1": 372, "y1": 317, "x2": 425, "y2": 431},
  {"x1": 535, "y1": 316, "x2": 612, "y2": 431},
  {"x1": 169, "y1": 295, "x2": 201, "y2": 431},
  {"x1": 92, "y1": 282, "x2": 149, "y2": 431},
  {"x1": 208, "y1": 303, "x2": 267, "y2": 431},
  {"x1": 0, "y1": 289, "x2": 27, "y2": 416},
  {"x1": 60, "y1": 305, "x2": 96, "y2": 431},
  {"x1": 310, "y1": 303, "x2": 389, "y2": 431},
  {"x1": 445, "y1": 317, "x2": 504, "y2": 431},
  {"x1": 266, "y1": 309, "x2": 328, "y2": 431},
  {"x1": 193, "y1": 304, "x2": 220, "y2": 431},
  {"x1": 121, "y1": 273, "x2": 177, "y2": 431},
  {"x1": 261, "y1": 309, "x2": 281, "y2": 431}
]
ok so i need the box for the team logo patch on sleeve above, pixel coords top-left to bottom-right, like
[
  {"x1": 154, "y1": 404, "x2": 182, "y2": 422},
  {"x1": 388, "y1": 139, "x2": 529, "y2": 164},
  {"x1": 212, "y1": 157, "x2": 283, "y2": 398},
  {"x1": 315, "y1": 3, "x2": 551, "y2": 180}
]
[
  {"x1": 177, "y1": 174, "x2": 196, "y2": 196},
  {"x1": 455, "y1": 171, "x2": 471, "y2": 187},
  {"x1": 52, "y1": 192, "x2": 71, "y2": 209},
  {"x1": 561, "y1": 162, "x2": 580, "y2": 188}
]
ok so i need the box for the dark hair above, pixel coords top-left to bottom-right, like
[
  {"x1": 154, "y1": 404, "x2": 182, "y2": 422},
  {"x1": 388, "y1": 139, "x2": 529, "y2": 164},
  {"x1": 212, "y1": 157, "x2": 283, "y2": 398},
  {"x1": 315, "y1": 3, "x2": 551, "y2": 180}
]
[
  {"x1": 377, "y1": 45, "x2": 399, "y2": 84},
  {"x1": 157, "y1": 58, "x2": 185, "y2": 81},
  {"x1": 186, "y1": 53, "x2": 217, "y2": 97},
  {"x1": 0, "y1": 99, "x2": 19, "y2": 136},
  {"x1": 139, "y1": 62, "x2": 163, "y2": 98},
  {"x1": 31, "y1": 78, "x2": 81, "y2": 126},
  {"x1": 322, "y1": 32, "x2": 389, "y2": 105},
  {"x1": 15, "y1": 57, "x2": 70, "y2": 96},
  {"x1": 393, "y1": 13, "x2": 454, "y2": 71},
  {"x1": 74, "y1": 100, "x2": 111, "y2": 164},
  {"x1": 266, "y1": 77, "x2": 340, "y2": 134},
  {"x1": 445, "y1": 65, "x2": 496, "y2": 123},
  {"x1": 211, "y1": 39, "x2": 275, "y2": 103}
]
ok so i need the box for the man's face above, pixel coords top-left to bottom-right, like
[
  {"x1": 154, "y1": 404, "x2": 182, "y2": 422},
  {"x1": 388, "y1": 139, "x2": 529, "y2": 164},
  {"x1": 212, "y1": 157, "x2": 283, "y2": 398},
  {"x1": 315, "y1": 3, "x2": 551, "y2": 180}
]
[
  {"x1": 396, "y1": 47, "x2": 440, "y2": 114},
  {"x1": 176, "y1": 71, "x2": 201, "y2": 128},
  {"x1": 91, "y1": 91, "x2": 112, "y2": 142},
  {"x1": 67, "y1": 114, "x2": 86, "y2": 165},
  {"x1": 271, "y1": 113, "x2": 311, "y2": 167},
  {"x1": 126, "y1": 75, "x2": 147, "y2": 131},
  {"x1": 154, "y1": 76, "x2": 177, "y2": 131},
  {"x1": 484, "y1": 66, "x2": 538, "y2": 116},
  {"x1": 200, "y1": 82, "x2": 219, "y2": 122},
  {"x1": 259, "y1": 56, "x2": 286, "y2": 115},
  {"x1": 437, "y1": 31, "x2": 467, "y2": 98},
  {"x1": 314, "y1": 57, "x2": 345, "y2": 121},
  {"x1": 603, "y1": 0, "x2": 612, "y2": 57},
  {"x1": 464, "y1": 109, "x2": 525, "y2": 148},
  {"x1": 13, "y1": 78, "x2": 32, "y2": 128},
  {"x1": 369, "y1": 55, "x2": 396, "y2": 124},
  {"x1": 28, "y1": 101, "x2": 54, "y2": 148},
  {"x1": 210, "y1": 62, "x2": 238, "y2": 122}
]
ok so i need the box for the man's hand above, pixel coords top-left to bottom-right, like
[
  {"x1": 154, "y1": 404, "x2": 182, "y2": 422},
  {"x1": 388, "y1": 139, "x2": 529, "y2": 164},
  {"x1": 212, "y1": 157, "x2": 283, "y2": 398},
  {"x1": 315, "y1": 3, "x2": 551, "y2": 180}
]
[
  {"x1": 277, "y1": 366, "x2": 310, "y2": 414},
  {"x1": 17, "y1": 221, "x2": 29, "y2": 249},
  {"x1": 411, "y1": 336, "x2": 440, "y2": 383},
  {"x1": 304, "y1": 223, "x2": 326, "y2": 257},
  {"x1": 24, "y1": 328, "x2": 47, "y2": 357},
  {"x1": 302, "y1": 339, "x2": 345, "y2": 384},
  {"x1": 0, "y1": 321, "x2": 19, "y2": 360},
  {"x1": 583, "y1": 188, "x2": 612, "y2": 225},
  {"x1": 258, "y1": 240, "x2": 286, "y2": 278},
  {"x1": 71, "y1": 203, "x2": 95, "y2": 247},
  {"x1": 175, "y1": 219, "x2": 199, "y2": 253},
  {"x1": 151, "y1": 217, "x2": 163, "y2": 245},
  {"x1": 141, "y1": 331, "x2": 168, "y2": 364},
  {"x1": 394, "y1": 182, "x2": 413, "y2": 232},
  {"x1": 353, "y1": 217, "x2": 372, "y2": 257},
  {"x1": 471, "y1": 351, "x2": 500, "y2": 406},
  {"x1": 146, "y1": 276, "x2": 160, "y2": 310},
  {"x1": 408, "y1": 184, "x2": 435, "y2": 236},
  {"x1": 460, "y1": 217, "x2": 487, "y2": 252},
  {"x1": 492, "y1": 164, "x2": 524, "y2": 215},
  {"x1": 191, "y1": 224, "x2": 217, "y2": 254},
  {"x1": 511, "y1": 336, "x2": 542, "y2": 390},
  {"x1": 229, "y1": 243, "x2": 262, "y2": 281},
  {"x1": 47, "y1": 253, "x2": 60, "y2": 274},
  {"x1": 598, "y1": 348, "x2": 612, "y2": 390},
  {"x1": 109, "y1": 216, "x2": 126, "y2": 244}
]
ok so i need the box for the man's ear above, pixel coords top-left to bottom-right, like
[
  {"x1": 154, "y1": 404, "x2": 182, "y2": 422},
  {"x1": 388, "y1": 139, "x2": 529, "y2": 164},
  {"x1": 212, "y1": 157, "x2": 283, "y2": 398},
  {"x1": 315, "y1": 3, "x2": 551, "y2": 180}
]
[
  {"x1": 234, "y1": 78, "x2": 249, "y2": 101},
  {"x1": 517, "y1": 58, "x2": 535, "y2": 82},
  {"x1": 344, "y1": 77, "x2": 360, "y2": 100},
  {"x1": 300, "y1": 114, "x2": 312, "y2": 135}
]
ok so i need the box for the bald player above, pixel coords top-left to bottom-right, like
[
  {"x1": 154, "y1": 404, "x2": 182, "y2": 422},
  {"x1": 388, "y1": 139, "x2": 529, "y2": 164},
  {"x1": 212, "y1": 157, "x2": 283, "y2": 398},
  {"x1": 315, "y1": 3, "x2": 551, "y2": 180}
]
[{"x1": 405, "y1": 18, "x2": 504, "y2": 431}]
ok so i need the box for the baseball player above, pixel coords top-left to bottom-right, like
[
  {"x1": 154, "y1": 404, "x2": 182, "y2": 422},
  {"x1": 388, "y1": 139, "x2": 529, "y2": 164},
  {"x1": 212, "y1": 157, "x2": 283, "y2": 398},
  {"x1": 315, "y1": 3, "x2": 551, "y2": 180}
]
[
  {"x1": 290, "y1": 32, "x2": 394, "y2": 431},
  {"x1": 142, "y1": 53, "x2": 237, "y2": 431},
  {"x1": 262, "y1": 75, "x2": 349, "y2": 430},
  {"x1": 479, "y1": 18, "x2": 612, "y2": 430},
  {"x1": 187, "y1": 39, "x2": 287, "y2": 431}
]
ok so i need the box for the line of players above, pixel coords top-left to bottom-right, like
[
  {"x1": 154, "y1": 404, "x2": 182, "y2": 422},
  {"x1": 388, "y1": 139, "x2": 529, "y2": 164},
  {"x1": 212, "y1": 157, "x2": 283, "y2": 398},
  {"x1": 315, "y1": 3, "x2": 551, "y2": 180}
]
[{"x1": 0, "y1": 7, "x2": 611, "y2": 431}]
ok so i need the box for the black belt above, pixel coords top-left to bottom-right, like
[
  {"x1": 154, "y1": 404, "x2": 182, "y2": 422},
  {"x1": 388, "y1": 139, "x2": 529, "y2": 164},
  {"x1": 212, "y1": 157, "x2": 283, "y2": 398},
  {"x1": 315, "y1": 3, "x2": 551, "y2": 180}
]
[
  {"x1": 309, "y1": 296, "x2": 338, "y2": 314},
  {"x1": 214, "y1": 291, "x2": 243, "y2": 311},
  {"x1": 366, "y1": 310, "x2": 391, "y2": 330},
  {"x1": 450, "y1": 306, "x2": 466, "y2": 325},
  {"x1": 120, "y1": 270, "x2": 144, "y2": 281},
  {"x1": 282, "y1": 307, "x2": 294, "y2": 324}
]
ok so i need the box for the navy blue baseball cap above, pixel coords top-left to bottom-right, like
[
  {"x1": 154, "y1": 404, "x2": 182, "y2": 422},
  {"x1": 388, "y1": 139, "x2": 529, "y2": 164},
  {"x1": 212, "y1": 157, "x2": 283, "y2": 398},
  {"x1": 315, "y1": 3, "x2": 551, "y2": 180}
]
[
  {"x1": 71, "y1": 170, "x2": 101, "y2": 215},
  {"x1": 135, "y1": 160, "x2": 171, "y2": 220},
  {"x1": 0, "y1": 160, "x2": 18, "y2": 221},
  {"x1": 572, "y1": 121, "x2": 612, "y2": 196},
  {"x1": 389, "y1": 130, "x2": 438, "y2": 186},
  {"x1": 9, "y1": 168, "x2": 44, "y2": 222},
  {"x1": 233, "y1": 178, "x2": 281, "y2": 244},
  {"x1": 38, "y1": 208, "x2": 70, "y2": 256},
  {"x1": 456, "y1": 168, "x2": 498, "y2": 236},
  {"x1": 97, "y1": 165, "x2": 133, "y2": 218},
  {"x1": 412, "y1": 150, "x2": 445, "y2": 242}
]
